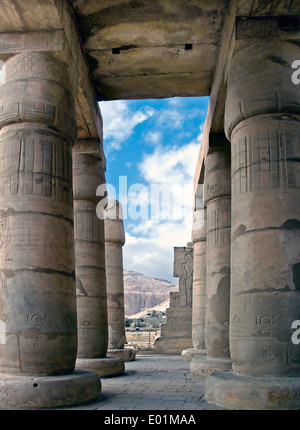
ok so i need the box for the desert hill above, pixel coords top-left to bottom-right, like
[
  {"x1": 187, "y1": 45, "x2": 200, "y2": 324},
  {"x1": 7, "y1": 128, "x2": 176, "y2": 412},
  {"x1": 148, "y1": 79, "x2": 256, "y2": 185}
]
[{"x1": 124, "y1": 270, "x2": 178, "y2": 317}]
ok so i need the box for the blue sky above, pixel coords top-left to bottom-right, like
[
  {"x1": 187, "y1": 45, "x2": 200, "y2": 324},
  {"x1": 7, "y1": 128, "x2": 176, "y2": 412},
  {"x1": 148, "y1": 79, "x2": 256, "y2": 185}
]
[{"x1": 99, "y1": 96, "x2": 209, "y2": 282}]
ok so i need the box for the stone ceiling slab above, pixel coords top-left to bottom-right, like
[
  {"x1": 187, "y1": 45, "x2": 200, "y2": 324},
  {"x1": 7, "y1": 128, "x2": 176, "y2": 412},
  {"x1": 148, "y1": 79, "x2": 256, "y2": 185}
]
[{"x1": 71, "y1": 0, "x2": 227, "y2": 100}]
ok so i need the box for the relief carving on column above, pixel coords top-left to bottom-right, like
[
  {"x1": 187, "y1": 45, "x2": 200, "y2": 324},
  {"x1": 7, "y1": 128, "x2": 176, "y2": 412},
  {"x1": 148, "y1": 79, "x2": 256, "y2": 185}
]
[
  {"x1": 0, "y1": 52, "x2": 77, "y2": 142},
  {"x1": 232, "y1": 118, "x2": 300, "y2": 195},
  {"x1": 0, "y1": 129, "x2": 72, "y2": 202},
  {"x1": 2, "y1": 52, "x2": 67, "y2": 85},
  {"x1": 176, "y1": 248, "x2": 193, "y2": 308},
  {"x1": 0, "y1": 52, "x2": 77, "y2": 376}
]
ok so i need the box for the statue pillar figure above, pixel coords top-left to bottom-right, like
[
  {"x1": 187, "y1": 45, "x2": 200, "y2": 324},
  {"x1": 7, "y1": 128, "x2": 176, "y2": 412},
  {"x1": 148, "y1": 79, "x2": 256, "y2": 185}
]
[{"x1": 155, "y1": 244, "x2": 193, "y2": 354}]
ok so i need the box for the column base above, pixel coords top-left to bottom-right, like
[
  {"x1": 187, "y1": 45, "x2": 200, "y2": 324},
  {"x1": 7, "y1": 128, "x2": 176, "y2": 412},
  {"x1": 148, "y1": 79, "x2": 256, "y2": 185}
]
[
  {"x1": 107, "y1": 348, "x2": 136, "y2": 362},
  {"x1": 0, "y1": 370, "x2": 101, "y2": 410},
  {"x1": 181, "y1": 348, "x2": 206, "y2": 362},
  {"x1": 76, "y1": 357, "x2": 124, "y2": 378},
  {"x1": 205, "y1": 370, "x2": 300, "y2": 410},
  {"x1": 190, "y1": 356, "x2": 232, "y2": 377}
]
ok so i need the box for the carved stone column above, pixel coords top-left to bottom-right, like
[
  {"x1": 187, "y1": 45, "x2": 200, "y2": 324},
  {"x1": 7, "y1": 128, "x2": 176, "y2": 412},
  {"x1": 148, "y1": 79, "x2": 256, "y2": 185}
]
[
  {"x1": 182, "y1": 207, "x2": 207, "y2": 362},
  {"x1": 73, "y1": 143, "x2": 124, "y2": 378},
  {"x1": 0, "y1": 52, "x2": 101, "y2": 408},
  {"x1": 206, "y1": 39, "x2": 300, "y2": 410},
  {"x1": 191, "y1": 142, "x2": 232, "y2": 376},
  {"x1": 105, "y1": 200, "x2": 136, "y2": 362},
  {"x1": 192, "y1": 207, "x2": 207, "y2": 351}
]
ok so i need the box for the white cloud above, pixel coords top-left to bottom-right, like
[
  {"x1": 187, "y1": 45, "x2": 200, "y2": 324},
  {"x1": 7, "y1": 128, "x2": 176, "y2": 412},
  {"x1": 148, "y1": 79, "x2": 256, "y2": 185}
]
[
  {"x1": 99, "y1": 100, "x2": 154, "y2": 151},
  {"x1": 99, "y1": 96, "x2": 206, "y2": 281},
  {"x1": 156, "y1": 108, "x2": 184, "y2": 129},
  {"x1": 144, "y1": 131, "x2": 163, "y2": 146},
  {"x1": 123, "y1": 130, "x2": 203, "y2": 281},
  {"x1": 123, "y1": 218, "x2": 192, "y2": 282},
  {"x1": 167, "y1": 97, "x2": 183, "y2": 107},
  {"x1": 154, "y1": 104, "x2": 205, "y2": 131}
]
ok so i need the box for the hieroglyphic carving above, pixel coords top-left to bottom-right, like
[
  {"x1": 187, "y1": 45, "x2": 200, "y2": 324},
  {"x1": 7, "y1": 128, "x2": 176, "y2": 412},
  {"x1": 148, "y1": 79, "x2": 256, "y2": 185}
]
[
  {"x1": 207, "y1": 206, "x2": 231, "y2": 248},
  {"x1": 0, "y1": 134, "x2": 72, "y2": 203},
  {"x1": 232, "y1": 127, "x2": 299, "y2": 194},
  {"x1": 0, "y1": 211, "x2": 7, "y2": 250},
  {"x1": 157, "y1": 245, "x2": 193, "y2": 350},
  {"x1": 3, "y1": 52, "x2": 67, "y2": 86},
  {"x1": 178, "y1": 250, "x2": 193, "y2": 308},
  {"x1": 27, "y1": 314, "x2": 46, "y2": 328},
  {"x1": 249, "y1": 0, "x2": 299, "y2": 15},
  {"x1": 172, "y1": 246, "x2": 194, "y2": 308},
  {"x1": 256, "y1": 314, "x2": 277, "y2": 361},
  {"x1": 64, "y1": 313, "x2": 75, "y2": 328},
  {"x1": 0, "y1": 53, "x2": 77, "y2": 141},
  {"x1": 0, "y1": 30, "x2": 64, "y2": 55},
  {"x1": 0, "y1": 101, "x2": 55, "y2": 126},
  {"x1": 236, "y1": 17, "x2": 279, "y2": 40},
  {"x1": 74, "y1": 209, "x2": 103, "y2": 246},
  {"x1": 0, "y1": 101, "x2": 77, "y2": 141}
]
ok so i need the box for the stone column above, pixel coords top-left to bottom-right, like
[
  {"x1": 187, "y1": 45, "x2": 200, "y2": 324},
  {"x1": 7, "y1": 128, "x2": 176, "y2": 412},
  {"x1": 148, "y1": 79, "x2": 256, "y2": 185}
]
[
  {"x1": 206, "y1": 39, "x2": 300, "y2": 409},
  {"x1": 73, "y1": 144, "x2": 124, "y2": 378},
  {"x1": 182, "y1": 206, "x2": 207, "y2": 362},
  {"x1": 0, "y1": 52, "x2": 101, "y2": 408},
  {"x1": 105, "y1": 200, "x2": 136, "y2": 362},
  {"x1": 190, "y1": 142, "x2": 232, "y2": 376},
  {"x1": 191, "y1": 207, "x2": 207, "y2": 351}
]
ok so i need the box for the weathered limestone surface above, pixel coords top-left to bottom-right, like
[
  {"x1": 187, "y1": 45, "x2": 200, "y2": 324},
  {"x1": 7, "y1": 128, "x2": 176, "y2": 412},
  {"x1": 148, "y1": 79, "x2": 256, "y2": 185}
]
[
  {"x1": 191, "y1": 207, "x2": 207, "y2": 350},
  {"x1": 191, "y1": 143, "x2": 232, "y2": 376},
  {"x1": 155, "y1": 245, "x2": 193, "y2": 354},
  {"x1": 0, "y1": 52, "x2": 76, "y2": 375},
  {"x1": 0, "y1": 52, "x2": 101, "y2": 408},
  {"x1": 0, "y1": 0, "x2": 298, "y2": 411},
  {"x1": 205, "y1": 35, "x2": 300, "y2": 410},
  {"x1": 105, "y1": 200, "x2": 136, "y2": 362},
  {"x1": 182, "y1": 206, "x2": 207, "y2": 362},
  {"x1": 71, "y1": 0, "x2": 228, "y2": 100},
  {"x1": 182, "y1": 348, "x2": 206, "y2": 362},
  {"x1": 73, "y1": 145, "x2": 124, "y2": 377},
  {"x1": 73, "y1": 152, "x2": 108, "y2": 357}
]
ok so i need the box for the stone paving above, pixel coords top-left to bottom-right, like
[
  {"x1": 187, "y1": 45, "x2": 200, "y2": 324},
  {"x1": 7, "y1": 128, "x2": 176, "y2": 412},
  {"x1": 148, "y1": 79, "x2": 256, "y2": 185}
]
[{"x1": 65, "y1": 354, "x2": 220, "y2": 410}]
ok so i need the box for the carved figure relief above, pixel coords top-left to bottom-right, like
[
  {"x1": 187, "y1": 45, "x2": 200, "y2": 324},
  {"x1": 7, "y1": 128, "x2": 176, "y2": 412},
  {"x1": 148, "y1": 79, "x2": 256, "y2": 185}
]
[{"x1": 179, "y1": 250, "x2": 193, "y2": 308}]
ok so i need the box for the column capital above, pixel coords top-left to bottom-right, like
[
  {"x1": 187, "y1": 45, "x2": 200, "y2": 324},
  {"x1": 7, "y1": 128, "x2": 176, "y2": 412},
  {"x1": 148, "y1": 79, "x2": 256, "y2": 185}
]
[
  {"x1": 104, "y1": 201, "x2": 125, "y2": 246},
  {"x1": 204, "y1": 144, "x2": 231, "y2": 206},
  {"x1": 73, "y1": 152, "x2": 105, "y2": 203},
  {"x1": 225, "y1": 39, "x2": 300, "y2": 139},
  {"x1": 191, "y1": 207, "x2": 207, "y2": 245},
  {"x1": 0, "y1": 52, "x2": 77, "y2": 142},
  {"x1": 73, "y1": 138, "x2": 106, "y2": 165}
]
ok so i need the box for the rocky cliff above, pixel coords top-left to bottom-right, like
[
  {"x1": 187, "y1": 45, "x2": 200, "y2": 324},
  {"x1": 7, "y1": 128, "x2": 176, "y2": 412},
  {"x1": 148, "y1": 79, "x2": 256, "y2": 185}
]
[{"x1": 124, "y1": 270, "x2": 178, "y2": 317}]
